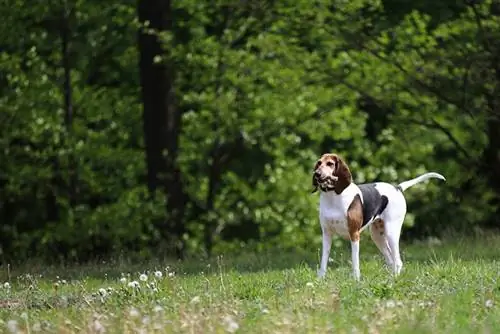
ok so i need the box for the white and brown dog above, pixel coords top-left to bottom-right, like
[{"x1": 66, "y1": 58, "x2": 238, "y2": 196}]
[{"x1": 312, "y1": 153, "x2": 445, "y2": 280}]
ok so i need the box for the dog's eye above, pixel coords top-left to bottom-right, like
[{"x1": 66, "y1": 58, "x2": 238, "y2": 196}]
[{"x1": 326, "y1": 161, "x2": 334, "y2": 167}]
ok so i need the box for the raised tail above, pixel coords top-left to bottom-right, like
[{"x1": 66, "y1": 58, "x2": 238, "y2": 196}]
[{"x1": 397, "y1": 172, "x2": 446, "y2": 192}]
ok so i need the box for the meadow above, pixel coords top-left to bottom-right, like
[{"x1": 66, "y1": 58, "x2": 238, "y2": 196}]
[{"x1": 0, "y1": 234, "x2": 499, "y2": 334}]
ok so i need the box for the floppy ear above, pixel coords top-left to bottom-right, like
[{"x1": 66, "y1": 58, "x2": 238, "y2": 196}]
[
  {"x1": 334, "y1": 156, "x2": 351, "y2": 180},
  {"x1": 333, "y1": 155, "x2": 352, "y2": 194},
  {"x1": 311, "y1": 174, "x2": 318, "y2": 193},
  {"x1": 311, "y1": 161, "x2": 320, "y2": 193}
]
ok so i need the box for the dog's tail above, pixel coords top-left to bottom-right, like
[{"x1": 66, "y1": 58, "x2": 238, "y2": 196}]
[{"x1": 397, "y1": 172, "x2": 446, "y2": 192}]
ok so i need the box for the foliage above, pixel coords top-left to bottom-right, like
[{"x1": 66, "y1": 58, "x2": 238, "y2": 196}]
[{"x1": 0, "y1": 0, "x2": 499, "y2": 260}]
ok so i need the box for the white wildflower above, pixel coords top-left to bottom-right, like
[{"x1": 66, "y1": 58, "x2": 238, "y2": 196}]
[
  {"x1": 6, "y1": 320, "x2": 18, "y2": 333},
  {"x1": 92, "y1": 319, "x2": 105, "y2": 333},
  {"x1": 128, "y1": 281, "x2": 140, "y2": 289},
  {"x1": 485, "y1": 299, "x2": 494, "y2": 308},
  {"x1": 32, "y1": 322, "x2": 42, "y2": 332},
  {"x1": 20, "y1": 312, "x2": 28, "y2": 320},
  {"x1": 120, "y1": 277, "x2": 127, "y2": 284},
  {"x1": 168, "y1": 272, "x2": 175, "y2": 278},
  {"x1": 129, "y1": 307, "x2": 140, "y2": 318},
  {"x1": 261, "y1": 308, "x2": 270, "y2": 314},
  {"x1": 306, "y1": 282, "x2": 314, "y2": 288},
  {"x1": 385, "y1": 300, "x2": 396, "y2": 308},
  {"x1": 3, "y1": 282, "x2": 10, "y2": 289},
  {"x1": 139, "y1": 274, "x2": 148, "y2": 282},
  {"x1": 222, "y1": 315, "x2": 239, "y2": 333},
  {"x1": 61, "y1": 279, "x2": 67, "y2": 284},
  {"x1": 190, "y1": 296, "x2": 201, "y2": 304},
  {"x1": 98, "y1": 288, "x2": 107, "y2": 297},
  {"x1": 154, "y1": 271, "x2": 163, "y2": 279}
]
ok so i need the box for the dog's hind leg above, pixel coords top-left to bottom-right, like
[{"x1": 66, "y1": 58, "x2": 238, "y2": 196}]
[
  {"x1": 384, "y1": 217, "x2": 405, "y2": 276},
  {"x1": 370, "y1": 219, "x2": 393, "y2": 268}
]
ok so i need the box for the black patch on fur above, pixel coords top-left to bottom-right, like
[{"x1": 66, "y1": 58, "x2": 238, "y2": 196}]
[{"x1": 358, "y1": 183, "x2": 389, "y2": 226}]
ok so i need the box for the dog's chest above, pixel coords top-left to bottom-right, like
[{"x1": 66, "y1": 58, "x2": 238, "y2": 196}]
[{"x1": 319, "y1": 193, "x2": 354, "y2": 238}]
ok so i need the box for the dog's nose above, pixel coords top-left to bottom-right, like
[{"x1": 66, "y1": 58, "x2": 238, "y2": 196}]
[{"x1": 314, "y1": 170, "x2": 321, "y2": 177}]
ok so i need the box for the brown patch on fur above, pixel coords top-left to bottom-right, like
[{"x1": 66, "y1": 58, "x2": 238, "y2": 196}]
[
  {"x1": 311, "y1": 153, "x2": 353, "y2": 194},
  {"x1": 332, "y1": 155, "x2": 352, "y2": 194},
  {"x1": 372, "y1": 218, "x2": 385, "y2": 236},
  {"x1": 347, "y1": 194, "x2": 364, "y2": 241}
]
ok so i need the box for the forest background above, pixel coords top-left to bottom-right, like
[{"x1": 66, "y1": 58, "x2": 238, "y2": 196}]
[{"x1": 1, "y1": 0, "x2": 499, "y2": 262}]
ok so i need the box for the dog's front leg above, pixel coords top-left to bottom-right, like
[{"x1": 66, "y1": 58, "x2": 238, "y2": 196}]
[
  {"x1": 317, "y1": 226, "x2": 332, "y2": 278},
  {"x1": 350, "y1": 238, "x2": 361, "y2": 280}
]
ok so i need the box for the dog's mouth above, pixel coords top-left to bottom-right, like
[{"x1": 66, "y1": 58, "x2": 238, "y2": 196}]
[{"x1": 315, "y1": 175, "x2": 338, "y2": 191}]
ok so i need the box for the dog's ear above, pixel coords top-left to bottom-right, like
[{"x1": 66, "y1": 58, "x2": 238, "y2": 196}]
[
  {"x1": 311, "y1": 174, "x2": 318, "y2": 193},
  {"x1": 332, "y1": 155, "x2": 352, "y2": 194},
  {"x1": 311, "y1": 160, "x2": 320, "y2": 193}
]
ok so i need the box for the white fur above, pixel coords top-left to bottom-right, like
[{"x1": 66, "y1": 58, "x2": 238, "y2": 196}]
[{"x1": 317, "y1": 172, "x2": 445, "y2": 280}]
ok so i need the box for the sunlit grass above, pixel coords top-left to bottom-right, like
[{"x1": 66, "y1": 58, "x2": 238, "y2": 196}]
[{"x1": 0, "y1": 235, "x2": 499, "y2": 333}]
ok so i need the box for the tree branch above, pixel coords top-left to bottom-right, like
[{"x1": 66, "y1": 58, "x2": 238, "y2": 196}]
[{"x1": 405, "y1": 118, "x2": 472, "y2": 161}]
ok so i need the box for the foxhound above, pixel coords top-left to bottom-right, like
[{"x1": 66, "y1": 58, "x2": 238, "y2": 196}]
[{"x1": 312, "y1": 153, "x2": 446, "y2": 280}]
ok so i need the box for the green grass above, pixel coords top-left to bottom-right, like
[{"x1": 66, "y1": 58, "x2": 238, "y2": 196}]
[{"x1": 0, "y1": 235, "x2": 499, "y2": 333}]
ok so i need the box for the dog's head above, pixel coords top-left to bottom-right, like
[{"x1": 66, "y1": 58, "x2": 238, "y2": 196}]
[{"x1": 311, "y1": 153, "x2": 352, "y2": 194}]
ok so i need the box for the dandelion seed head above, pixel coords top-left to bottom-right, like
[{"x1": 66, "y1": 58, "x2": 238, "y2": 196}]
[
  {"x1": 129, "y1": 307, "x2": 140, "y2": 318},
  {"x1": 385, "y1": 300, "x2": 396, "y2": 308},
  {"x1": 32, "y1": 322, "x2": 42, "y2": 332},
  {"x1": 139, "y1": 274, "x2": 148, "y2": 282},
  {"x1": 6, "y1": 320, "x2": 18, "y2": 333},
  {"x1": 222, "y1": 315, "x2": 239, "y2": 333},
  {"x1": 128, "y1": 281, "x2": 140, "y2": 289},
  {"x1": 92, "y1": 319, "x2": 105, "y2": 333}
]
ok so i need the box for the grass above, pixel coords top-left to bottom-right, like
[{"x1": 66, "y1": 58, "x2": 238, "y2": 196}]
[{"x1": 0, "y1": 235, "x2": 499, "y2": 333}]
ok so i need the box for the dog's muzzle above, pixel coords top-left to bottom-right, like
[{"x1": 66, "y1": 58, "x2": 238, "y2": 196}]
[{"x1": 314, "y1": 172, "x2": 338, "y2": 191}]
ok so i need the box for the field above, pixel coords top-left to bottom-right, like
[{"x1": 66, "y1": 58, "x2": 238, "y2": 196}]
[{"x1": 0, "y1": 235, "x2": 499, "y2": 333}]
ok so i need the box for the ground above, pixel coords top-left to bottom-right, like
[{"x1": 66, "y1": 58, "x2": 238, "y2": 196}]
[{"x1": 0, "y1": 234, "x2": 499, "y2": 333}]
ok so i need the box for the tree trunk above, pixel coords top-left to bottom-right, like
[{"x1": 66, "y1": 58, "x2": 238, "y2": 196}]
[
  {"x1": 482, "y1": 55, "x2": 500, "y2": 226},
  {"x1": 137, "y1": 0, "x2": 186, "y2": 258},
  {"x1": 61, "y1": 6, "x2": 77, "y2": 207}
]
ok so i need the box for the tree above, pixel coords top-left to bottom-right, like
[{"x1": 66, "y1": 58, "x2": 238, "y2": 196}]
[{"x1": 138, "y1": 0, "x2": 186, "y2": 258}]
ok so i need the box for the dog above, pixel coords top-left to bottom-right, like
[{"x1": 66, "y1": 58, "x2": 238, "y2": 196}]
[{"x1": 312, "y1": 153, "x2": 445, "y2": 280}]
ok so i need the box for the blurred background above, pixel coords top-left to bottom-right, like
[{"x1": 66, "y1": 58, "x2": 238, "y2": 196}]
[{"x1": 0, "y1": 0, "x2": 499, "y2": 262}]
